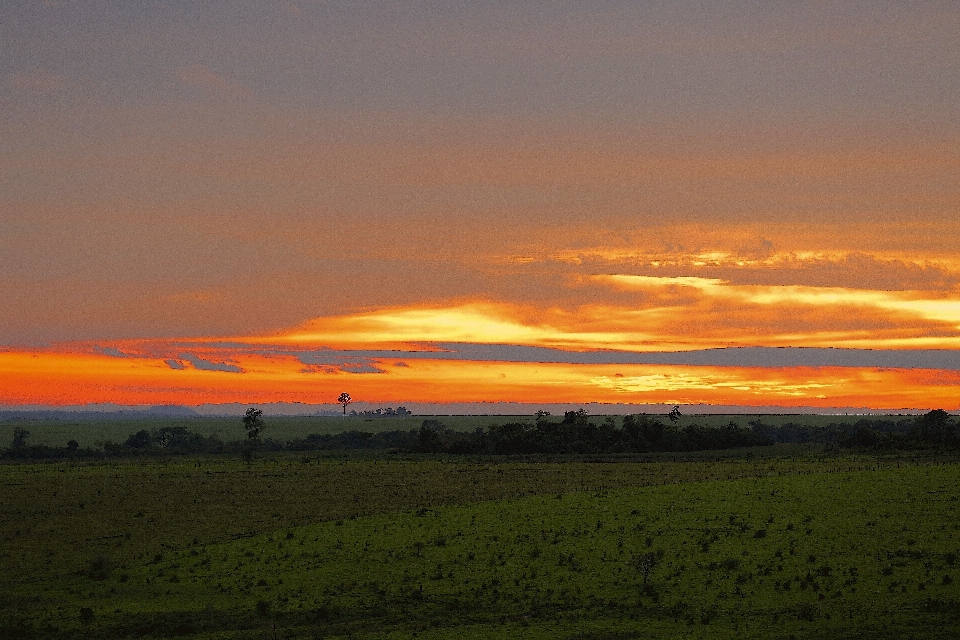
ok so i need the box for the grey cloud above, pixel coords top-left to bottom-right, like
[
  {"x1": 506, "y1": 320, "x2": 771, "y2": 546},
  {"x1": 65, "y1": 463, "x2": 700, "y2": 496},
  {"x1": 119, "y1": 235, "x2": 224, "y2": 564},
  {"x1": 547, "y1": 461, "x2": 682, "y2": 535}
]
[
  {"x1": 165, "y1": 359, "x2": 186, "y2": 370},
  {"x1": 298, "y1": 354, "x2": 387, "y2": 374},
  {"x1": 296, "y1": 352, "x2": 355, "y2": 365},
  {"x1": 94, "y1": 346, "x2": 132, "y2": 358},
  {"x1": 297, "y1": 343, "x2": 960, "y2": 371},
  {"x1": 136, "y1": 340, "x2": 960, "y2": 372},
  {"x1": 180, "y1": 354, "x2": 243, "y2": 373},
  {"x1": 340, "y1": 361, "x2": 387, "y2": 374}
]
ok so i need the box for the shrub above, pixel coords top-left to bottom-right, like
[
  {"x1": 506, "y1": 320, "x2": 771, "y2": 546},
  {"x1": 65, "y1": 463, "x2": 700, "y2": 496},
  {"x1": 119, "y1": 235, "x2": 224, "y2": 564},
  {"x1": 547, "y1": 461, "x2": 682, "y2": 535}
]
[
  {"x1": 88, "y1": 554, "x2": 114, "y2": 581},
  {"x1": 721, "y1": 558, "x2": 740, "y2": 571},
  {"x1": 10, "y1": 428, "x2": 29, "y2": 449}
]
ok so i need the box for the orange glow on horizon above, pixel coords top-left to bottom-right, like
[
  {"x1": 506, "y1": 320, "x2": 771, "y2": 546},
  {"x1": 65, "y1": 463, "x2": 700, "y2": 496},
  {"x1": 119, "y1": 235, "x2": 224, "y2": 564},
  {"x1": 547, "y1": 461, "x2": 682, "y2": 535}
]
[
  {"x1": 2, "y1": 348, "x2": 960, "y2": 410},
  {"x1": 6, "y1": 248, "x2": 960, "y2": 409}
]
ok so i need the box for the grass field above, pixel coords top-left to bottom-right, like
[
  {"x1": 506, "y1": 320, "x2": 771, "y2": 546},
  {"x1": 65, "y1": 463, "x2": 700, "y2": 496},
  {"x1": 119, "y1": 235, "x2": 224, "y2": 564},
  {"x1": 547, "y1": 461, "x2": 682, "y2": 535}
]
[
  {"x1": 2, "y1": 447, "x2": 958, "y2": 638},
  {"x1": 0, "y1": 413, "x2": 917, "y2": 449}
]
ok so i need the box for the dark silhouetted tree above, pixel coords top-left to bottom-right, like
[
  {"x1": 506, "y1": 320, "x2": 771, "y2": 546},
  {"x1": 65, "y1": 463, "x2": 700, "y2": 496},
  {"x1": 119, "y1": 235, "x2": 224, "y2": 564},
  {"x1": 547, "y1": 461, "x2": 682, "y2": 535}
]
[
  {"x1": 10, "y1": 427, "x2": 29, "y2": 449},
  {"x1": 634, "y1": 551, "x2": 659, "y2": 586},
  {"x1": 337, "y1": 392, "x2": 352, "y2": 415},
  {"x1": 125, "y1": 429, "x2": 152, "y2": 449},
  {"x1": 668, "y1": 405, "x2": 682, "y2": 424},
  {"x1": 911, "y1": 409, "x2": 956, "y2": 447},
  {"x1": 242, "y1": 407, "x2": 264, "y2": 463},
  {"x1": 243, "y1": 407, "x2": 264, "y2": 441}
]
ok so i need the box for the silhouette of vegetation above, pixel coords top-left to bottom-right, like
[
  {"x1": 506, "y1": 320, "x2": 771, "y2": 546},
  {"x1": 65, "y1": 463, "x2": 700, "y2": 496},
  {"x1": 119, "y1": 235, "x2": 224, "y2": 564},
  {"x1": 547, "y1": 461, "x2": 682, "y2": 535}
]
[
  {"x1": 668, "y1": 405, "x2": 682, "y2": 424},
  {"x1": 350, "y1": 406, "x2": 411, "y2": 417},
  {"x1": 241, "y1": 407, "x2": 265, "y2": 463},
  {"x1": 3, "y1": 409, "x2": 959, "y2": 460},
  {"x1": 9, "y1": 427, "x2": 29, "y2": 449},
  {"x1": 242, "y1": 407, "x2": 264, "y2": 442},
  {"x1": 337, "y1": 392, "x2": 352, "y2": 415}
]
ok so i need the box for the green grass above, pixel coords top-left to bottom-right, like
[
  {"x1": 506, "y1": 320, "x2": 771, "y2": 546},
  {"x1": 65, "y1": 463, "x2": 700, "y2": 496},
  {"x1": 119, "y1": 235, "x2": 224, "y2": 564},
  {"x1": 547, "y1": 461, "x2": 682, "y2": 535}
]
[
  {"x1": 2, "y1": 451, "x2": 849, "y2": 582},
  {"x1": 2, "y1": 452, "x2": 958, "y2": 638}
]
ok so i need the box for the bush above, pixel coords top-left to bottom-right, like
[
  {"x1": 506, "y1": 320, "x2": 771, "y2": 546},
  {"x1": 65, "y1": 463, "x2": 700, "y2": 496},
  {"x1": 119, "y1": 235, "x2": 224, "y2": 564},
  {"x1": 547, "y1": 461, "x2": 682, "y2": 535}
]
[
  {"x1": 10, "y1": 428, "x2": 29, "y2": 449},
  {"x1": 88, "y1": 554, "x2": 113, "y2": 581}
]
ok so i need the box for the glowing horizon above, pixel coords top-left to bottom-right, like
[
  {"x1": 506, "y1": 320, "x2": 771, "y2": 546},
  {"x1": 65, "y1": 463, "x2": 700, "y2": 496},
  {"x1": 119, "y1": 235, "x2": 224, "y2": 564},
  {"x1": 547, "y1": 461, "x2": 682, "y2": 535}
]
[{"x1": 5, "y1": 269, "x2": 960, "y2": 410}]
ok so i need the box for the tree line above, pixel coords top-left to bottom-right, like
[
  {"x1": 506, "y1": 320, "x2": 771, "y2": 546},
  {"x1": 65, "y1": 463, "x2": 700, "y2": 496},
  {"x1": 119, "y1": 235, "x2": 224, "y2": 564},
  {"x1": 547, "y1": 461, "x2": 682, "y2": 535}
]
[{"x1": 3, "y1": 409, "x2": 959, "y2": 460}]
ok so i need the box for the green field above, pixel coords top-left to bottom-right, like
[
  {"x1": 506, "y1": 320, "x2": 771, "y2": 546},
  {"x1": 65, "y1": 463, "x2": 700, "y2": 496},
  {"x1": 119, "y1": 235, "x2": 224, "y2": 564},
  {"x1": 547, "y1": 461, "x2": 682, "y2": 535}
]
[
  {"x1": 2, "y1": 448, "x2": 958, "y2": 638},
  {"x1": 0, "y1": 413, "x2": 917, "y2": 449}
]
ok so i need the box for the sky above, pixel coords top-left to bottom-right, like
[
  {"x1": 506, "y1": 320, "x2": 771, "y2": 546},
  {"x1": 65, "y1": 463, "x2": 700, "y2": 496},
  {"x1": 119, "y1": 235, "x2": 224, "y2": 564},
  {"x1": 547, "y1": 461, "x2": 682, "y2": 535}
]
[{"x1": 2, "y1": 1, "x2": 960, "y2": 411}]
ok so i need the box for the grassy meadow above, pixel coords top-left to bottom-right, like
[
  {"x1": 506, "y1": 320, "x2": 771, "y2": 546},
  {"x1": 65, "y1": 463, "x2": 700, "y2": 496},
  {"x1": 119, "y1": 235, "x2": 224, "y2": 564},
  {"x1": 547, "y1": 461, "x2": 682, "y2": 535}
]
[{"x1": 2, "y1": 442, "x2": 958, "y2": 638}]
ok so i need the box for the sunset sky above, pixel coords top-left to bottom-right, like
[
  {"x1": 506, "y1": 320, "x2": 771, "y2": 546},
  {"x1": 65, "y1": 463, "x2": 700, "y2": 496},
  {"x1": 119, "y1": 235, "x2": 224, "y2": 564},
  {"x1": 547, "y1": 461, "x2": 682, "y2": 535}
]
[{"x1": 2, "y1": 1, "x2": 959, "y2": 411}]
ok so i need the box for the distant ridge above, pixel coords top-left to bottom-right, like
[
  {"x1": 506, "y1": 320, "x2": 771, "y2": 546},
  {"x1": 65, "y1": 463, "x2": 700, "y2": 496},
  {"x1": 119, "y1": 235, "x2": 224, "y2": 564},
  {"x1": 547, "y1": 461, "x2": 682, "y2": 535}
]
[{"x1": 0, "y1": 405, "x2": 201, "y2": 421}]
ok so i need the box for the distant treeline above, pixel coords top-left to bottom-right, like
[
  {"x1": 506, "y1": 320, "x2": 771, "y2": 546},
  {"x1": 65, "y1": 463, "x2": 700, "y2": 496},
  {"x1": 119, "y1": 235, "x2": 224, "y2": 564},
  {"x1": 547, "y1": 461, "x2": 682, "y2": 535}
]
[{"x1": 3, "y1": 410, "x2": 959, "y2": 460}]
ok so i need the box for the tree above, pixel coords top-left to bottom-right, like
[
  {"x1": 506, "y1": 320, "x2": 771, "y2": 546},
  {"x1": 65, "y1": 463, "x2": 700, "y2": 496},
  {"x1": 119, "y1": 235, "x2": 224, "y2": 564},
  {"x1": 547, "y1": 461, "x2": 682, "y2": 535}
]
[
  {"x1": 634, "y1": 551, "x2": 659, "y2": 587},
  {"x1": 10, "y1": 427, "x2": 29, "y2": 449},
  {"x1": 241, "y1": 408, "x2": 264, "y2": 464},
  {"x1": 242, "y1": 407, "x2": 264, "y2": 441},
  {"x1": 124, "y1": 429, "x2": 152, "y2": 449},
  {"x1": 337, "y1": 392, "x2": 352, "y2": 416},
  {"x1": 911, "y1": 409, "x2": 956, "y2": 447},
  {"x1": 668, "y1": 405, "x2": 682, "y2": 424}
]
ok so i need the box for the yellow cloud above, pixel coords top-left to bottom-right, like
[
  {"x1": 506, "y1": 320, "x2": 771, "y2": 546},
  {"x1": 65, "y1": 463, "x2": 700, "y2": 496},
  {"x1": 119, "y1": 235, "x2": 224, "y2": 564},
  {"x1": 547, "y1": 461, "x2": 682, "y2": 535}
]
[
  {"x1": 590, "y1": 373, "x2": 835, "y2": 397},
  {"x1": 598, "y1": 274, "x2": 960, "y2": 327},
  {"x1": 280, "y1": 303, "x2": 646, "y2": 350}
]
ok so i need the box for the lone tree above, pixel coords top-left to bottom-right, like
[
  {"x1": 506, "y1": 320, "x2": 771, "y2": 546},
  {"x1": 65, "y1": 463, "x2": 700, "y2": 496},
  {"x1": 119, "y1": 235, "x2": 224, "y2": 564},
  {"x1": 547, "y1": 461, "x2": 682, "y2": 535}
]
[
  {"x1": 668, "y1": 405, "x2": 682, "y2": 424},
  {"x1": 243, "y1": 407, "x2": 264, "y2": 441},
  {"x1": 241, "y1": 407, "x2": 264, "y2": 464},
  {"x1": 634, "y1": 551, "x2": 659, "y2": 587},
  {"x1": 337, "y1": 392, "x2": 352, "y2": 415}
]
